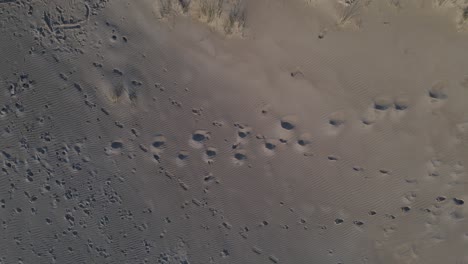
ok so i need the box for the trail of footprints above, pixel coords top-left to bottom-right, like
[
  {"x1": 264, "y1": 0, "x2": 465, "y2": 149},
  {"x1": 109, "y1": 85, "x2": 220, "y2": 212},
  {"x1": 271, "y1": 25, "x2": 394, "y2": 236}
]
[
  {"x1": 0, "y1": 4, "x2": 466, "y2": 261},
  {"x1": 0, "y1": 69, "x2": 465, "y2": 263},
  {"x1": 361, "y1": 81, "x2": 450, "y2": 126},
  {"x1": 94, "y1": 78, "x2": 462, "y2": 262}
]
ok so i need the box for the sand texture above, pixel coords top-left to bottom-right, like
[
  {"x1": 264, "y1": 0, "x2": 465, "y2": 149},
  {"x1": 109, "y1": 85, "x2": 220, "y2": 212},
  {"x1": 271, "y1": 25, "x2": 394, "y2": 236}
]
[{"x1": 0, "y1": 0, "x2": 468, "y2": 263}]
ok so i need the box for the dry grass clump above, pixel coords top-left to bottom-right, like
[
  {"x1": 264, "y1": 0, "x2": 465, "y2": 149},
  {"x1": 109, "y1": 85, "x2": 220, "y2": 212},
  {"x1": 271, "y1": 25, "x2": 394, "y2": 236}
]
[
  {"x1": 158, "y1": 0, "x2": 173, "y2": 17},
  {"x1": 337, "y1": 0, "x2": 363, "y2": 27},
  {"x1": 224, "y1": 0, "x2": 246, "y2": 34},
  {"x1": 199, "y1": 0, "x2": 224, "y2": 22},
  {"x1": 433, "y1": 0, "x2": 468, "y2": 30},
  {"x1": 155, "y1": 0, "x2": 247, "y2": 37}
]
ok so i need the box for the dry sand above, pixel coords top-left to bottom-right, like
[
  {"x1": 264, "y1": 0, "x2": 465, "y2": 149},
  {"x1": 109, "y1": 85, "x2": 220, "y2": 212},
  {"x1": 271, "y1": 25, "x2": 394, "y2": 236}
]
[{"x1": 0, "y1": 0, "x2": 468, "y2": 263}]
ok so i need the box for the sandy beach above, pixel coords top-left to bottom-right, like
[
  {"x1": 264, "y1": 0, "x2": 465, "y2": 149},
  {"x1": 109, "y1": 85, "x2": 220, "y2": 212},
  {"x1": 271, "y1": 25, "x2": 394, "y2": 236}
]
[{"x1": 0, "y1": 0, "x2": 467, "y2": 263}]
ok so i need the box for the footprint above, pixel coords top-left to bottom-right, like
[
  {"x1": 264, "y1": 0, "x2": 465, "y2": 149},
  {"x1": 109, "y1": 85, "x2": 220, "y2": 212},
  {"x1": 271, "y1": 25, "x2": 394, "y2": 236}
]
[
  {"x1": 151, "y1": 135, "x2": 167, "y2": 150},
  {"x1": 401, "y1": 193, "x2": 416, "y2": 209},
  {"x1": 268, "y1": 255, "x2": 279, "y2": 263},
  {"x1": 353, "y1": 166, "x2": 364, "y2": 172},
  {"x1": 297, "y1": 133, "x2": 312, "y2": 146},
  {"x1": 252, "y1": 246, "x2": 263, "y2": 255},
  {"x1": 353, "y1": 220, "x2": 364, "y2": 227},
  {"x1": 177, "y1": 150, "x2": 189, "y2": 160},
  {"x1": 373, "y1": 95, "x2": 392, "y2": 110},
  {"x1": 131, "y1": 128, "x2": 139, "y2": 137},
  {"x1": 425, "y1": 158, "x2": 441, "y2": 178},
  {"x1": 453, "y1": 198, "x2": 465, "y2": 205},
  {"x1": 192, "y1": 129, "x2": 210, "y2": 142},
  {"x1": 176, "y1": 150, "x2": 189, "y2": 166},
  {"x1": 280, "y1": 115, "x2": 298, "y2": 130},
  {"x1": 361, "y1": 110, "x2": 377, "y2": 125},
  {"x1": 263, "y1": 139, "x2": 277, "y2": 156},
  {"x1": 362, "y1": 98, "x2": 391, "y2": 125},
  {"x1": 235, "y1": 123, "x2": 252, "y2": 138},
  {"x1": 334, "y1": 218, "x2": 344, "y2": 224},
  {"x1": 203, "y1": 173, "x2": 216, "y2": 184},
  {"x1": 233, "y1": 149, "x2": 247, "y2": 164},
  {"x1": 328, "y1": 111, "x2": 346, "y2": 126},
  {"x1": 190, "y1": 130, "x2": 210, "y2": 148},
  {"x1": 238, "y1": 129, "x2": 250, "y2": 138},
  {"x1": 428, "y1": 81, "x2": 448, "y2": 100},
  {"x1": 234, "y1": 150, "x2": 247, "y2": 160},
  {"x1": 205, "y1": 147, "x2": 217, "y2": 158},
  {"x1": 290, "y1": 68, "x2": 304, "y2": 79},
  {"x1": 204, "y1": 147, "x2": 217, "y2": 163},
  {"x1": 106, "y1": 140, "x2": 124, "y2": 155},
  {"x1": 379, "y1": 168, "x2": 391, "y2": 176},
  {"x1": 394, "y1": 96, "x2": 410, "y2": 110},
  {"x1": 401, "y1": 206, "x2": 411, "y2": 213},
  {"x1": 111, "y1": 141, "x2": 123, "y2": 149},
  {"x1": 153, "y1": 154, "x2": 161, "y2": 163},
  {"x1": 391, "y1": 95, "x2": 411, "y2": 121}
]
